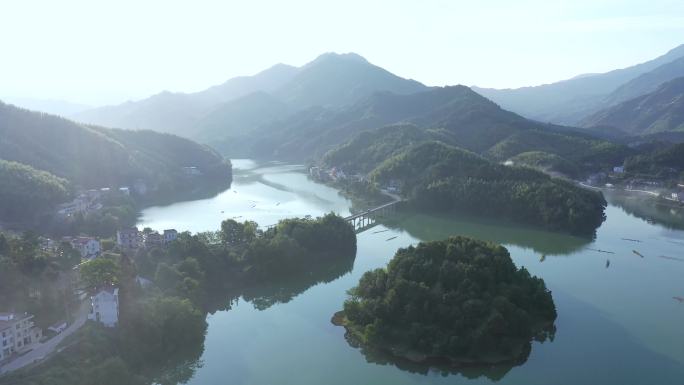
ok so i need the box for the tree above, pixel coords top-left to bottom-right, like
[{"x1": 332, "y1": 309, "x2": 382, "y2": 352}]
[
  {"x1": 341, "y1": 236, "x2": 556, "y2": 363},
  {"x1": 219, "y1": 219, "x2": 257, "y2": 246},
  {"x1": 56, "y1": 241, "x2": 82, "y2": 270},
  {"x1": 80, "y1": 258, "x2": 120, "y2": 289}
]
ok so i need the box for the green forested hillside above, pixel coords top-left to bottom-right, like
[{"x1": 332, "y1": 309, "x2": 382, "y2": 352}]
[
  {"x1": 231, "y1": 86, "x2": 550, "y2": 160},
  {"x1": 0, "y1": 102, "x2": 231, "y2": 190},
  {"x1": 486, "y1": 129, "x2": 632, "y2": 167},
  {"x1": 370, "y1": 142, "x2": 606, "y2": 235},
  {"x1": 0, "y1": 160, "x2": 71, "y2": 221},
  {"x1": 624, "y1": 142, "x2": 684, "y2": 177},
  {"x1": 322, "y1": 124, "x2": 432, "y2": 173},
  {"x1": 507, "y1": 151, "x2": 581, "y2": 177}
]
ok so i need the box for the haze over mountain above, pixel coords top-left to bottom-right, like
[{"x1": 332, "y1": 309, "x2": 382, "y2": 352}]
[
  {"x1": 601, "y1": 56, "x2": 684, "y2": 107},
  {"x1": 3, "y1": 97, "x2": 91, "y2": 117},
  {"x1": 74, "y1": 53, "x2": 425, "y2": 137},
  {"x1": 218, "y1": 85, "x2": 534, "y2": 159},
  {"x1": 213, "y1": 84, "x2": 628, "y2": 178},
  {"x1": 582, "y1": 77, "x2": 684, "y2": 135},
  {"x1": 473, "y1": 44, "x2": 684, "y2": 125},
  {"x1": 73, "y1": 63, "x2": 298, "y2": 136},
  {"x1": 0, "y1": 101, "x2": 230, "y2": 189}
]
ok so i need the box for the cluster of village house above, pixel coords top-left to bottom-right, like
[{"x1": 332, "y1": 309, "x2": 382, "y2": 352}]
[
  {"x1": 309, "y1": 166, "x2": 363, "y2": 183},
  {"x1": 1, "y1": 226, "x2": 177, "y2": 365},
  {"x1": 56, "y1": 181, "x2": 148, "y2": 217},
  {"x1": 1, "y1": 170, "x2": 207, "y2": 366},
  {"x1": 585, "y1": 166, "x2": 684, "y2": 202},
  {"x1": 56, "y1": 167, "x2": 204, "y2": 218},
  {"x1": 309, "y1": 166, "x2": 402, "y2": 194}
]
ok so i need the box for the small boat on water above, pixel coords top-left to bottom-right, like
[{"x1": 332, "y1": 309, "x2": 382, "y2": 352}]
[
  {"x1": 587, "y1": 248, "x2": 615, "y2": 254},
  {"x1": 373, "y1": 229, "x2": 389, "y2": 234},
  {"x1": 632, "y1": 250, "x2": 645, "y2": 258},
  {"x1": 385, "y1": 236, "x2": 397, "y2": 241},
  {"x1": 621, "y1": 238, "x2": 642, "y2": 243},
  {"x1": 606, "y1": 259, "x2": 610, "y2": 268},
  {"x1": 539, "y1": 255, "x2": 546, "y2": 262},
  {"x1": 673, "y1": 296, "x2": 684, "y2": 303}
]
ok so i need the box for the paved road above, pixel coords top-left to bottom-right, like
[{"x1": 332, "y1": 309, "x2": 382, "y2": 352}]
[{"x1": 0, "y1": 301, "x2": 90, "y2": 374}]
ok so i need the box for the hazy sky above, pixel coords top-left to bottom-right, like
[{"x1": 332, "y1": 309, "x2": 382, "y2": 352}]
[{"x1": 2, "y1": 0, "x2": 683, "y2": 105}]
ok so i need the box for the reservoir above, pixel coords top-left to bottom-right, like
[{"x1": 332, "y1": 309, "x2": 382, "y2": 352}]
[{"x1": 139, "y1": 160, "x2": 684, "y2": 385}]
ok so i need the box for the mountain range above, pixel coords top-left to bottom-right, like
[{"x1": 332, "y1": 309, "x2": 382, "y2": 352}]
[
  {"x1": 69, "y1": 46, "x2": 684, "y2": 162},
  {"x1": 582, "y1": 76, "x2": 684, "y2": 135},
  {"x1": 74, "y1": 53, "x2": 426, "y2": 138},
  {"x1": 473, "y1": 44, "x2": 684, "y2": 125}
]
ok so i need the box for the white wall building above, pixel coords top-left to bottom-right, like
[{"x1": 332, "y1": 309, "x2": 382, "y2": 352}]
[
  {"x1": 116, "y1": 227, "x2": 140, "y2": 250},
  {"x1": 163, "y1": 229, "x2": 178, "y2": 243},
  {"x1": 69, "y1": 237, "x2": 101, "y2": 259},
  {"x1": 0, "y1": 312, "x2": 42, "y2": 362},
  {"x1": 87, "y1": 288, "x2": 119, "y2": 327}
]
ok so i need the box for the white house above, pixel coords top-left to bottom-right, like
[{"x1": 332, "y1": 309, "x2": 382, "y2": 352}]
[
  {"x1": 0, "y1": 312, "x2": 42, "y2": 362},
  {"x1": 68, "y1": 237, "x2": 101, "y2": 259},
  {"x1": 56, "y1": 197, "x2": 88, "y2": 217},
  {"x1": 163, "y1": 229, "x2": 178, "y2": 244},
  {"x1": 613, "y1": 166, "x2": 625, "y2": 174},
  {"x1": 671, "y1": 192, "x2": 684, "y2": 202},
  {"x1": 87, "y1": 287, "x2": 119, "y2": 327},
  {"x1": 116, "y1": 227, "x2": 140, "y2": 250}
]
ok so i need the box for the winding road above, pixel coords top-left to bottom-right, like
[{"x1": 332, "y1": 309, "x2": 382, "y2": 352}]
[{"x1": 0, "y1": 301, "x2": 90, "y2": 375}]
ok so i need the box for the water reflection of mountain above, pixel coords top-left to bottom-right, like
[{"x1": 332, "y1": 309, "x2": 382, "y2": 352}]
[
  {"x1": 382, "y1": 210, "x2": 591, "y2": 255},
  {"x1": 206, "y1": 250, "x2": 356, "y2": 313},
  {"x1": 342, "y1": 328, "x2": 547, "y2": 382},
  {"x1": 605, "y1": 191, "x2": 684, "y2": 231},
  {"x1": 241, "y1": 255, "x2": 355, "y2": 310}
]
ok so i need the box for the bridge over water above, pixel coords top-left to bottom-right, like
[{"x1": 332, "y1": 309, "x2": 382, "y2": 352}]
[
  {"x1": 265, "y1": 191, "x2": 403, "y2": 233},
  {"x1": 344, "y1": 192, "x2": 403, "y2": 232}
]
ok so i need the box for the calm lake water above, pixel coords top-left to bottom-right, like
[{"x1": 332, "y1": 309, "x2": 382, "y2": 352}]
[{"x1": 139, "y1": 160, "x2": 684, "y2": 385}]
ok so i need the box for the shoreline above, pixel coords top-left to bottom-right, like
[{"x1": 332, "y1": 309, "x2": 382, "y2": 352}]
[{"x1": 331, "y1": 311, "x2": 531, "y2": 368}]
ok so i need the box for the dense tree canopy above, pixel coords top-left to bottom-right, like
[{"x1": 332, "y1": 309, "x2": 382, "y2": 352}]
[
  {"x1": 0, "y1": 159, "x2": 71, "y2": 221},
  {"x1": 80, "y1": 258, "x2": 120, "y2": 289},
  {"x1": 341, "y1": 236, "x2": 556, "y2": 365},
  {"x1": 0, "y1": 232, "x2": 80, "y2": 327},
  {"x1": 370, "y1": 142, "x2": 607, "y2": 235},
  {"x1": 0, "y1": 101, "x2": 231, "y2": 191},
  {"x1": 624, "y1": 142, "x2": 684, "y2": 178}
]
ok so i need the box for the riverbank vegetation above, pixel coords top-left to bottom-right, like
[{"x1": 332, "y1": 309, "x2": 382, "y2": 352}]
[
  {"x1": 624, "y1": 142, "x2": 684, "y2": 180},
  {"x1": 336, "y1": 236, "x2": 556, "y2": 367},
  {"x1": 0, "y1": 232, "x2": 81, "y2": 328},
  {"x1": 371, "y1": 142, "x2": 607, "y2": 235},
  {"x1": 0, "y1": 214, "x2": 356, "y2": 385}
]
